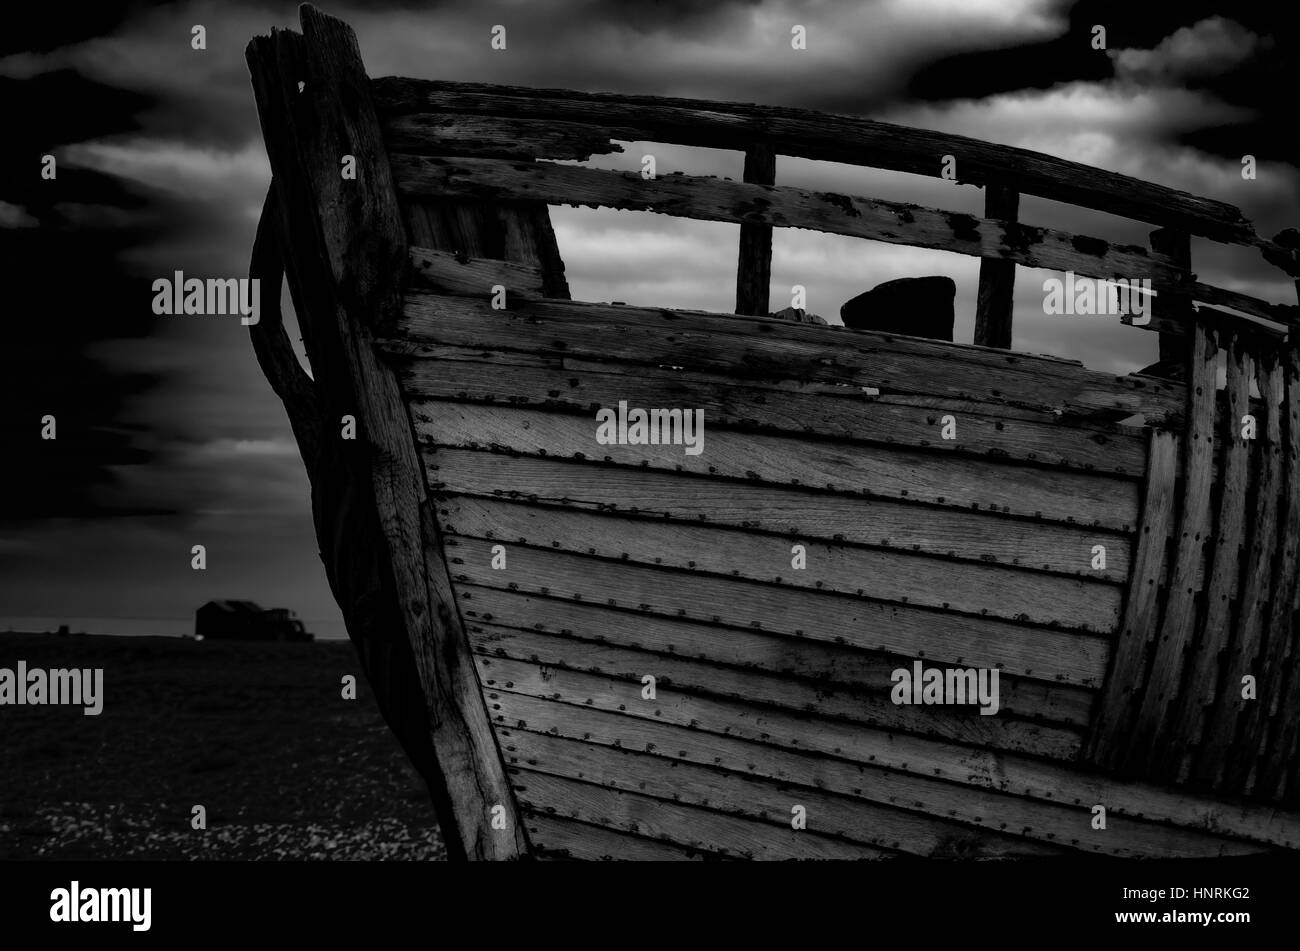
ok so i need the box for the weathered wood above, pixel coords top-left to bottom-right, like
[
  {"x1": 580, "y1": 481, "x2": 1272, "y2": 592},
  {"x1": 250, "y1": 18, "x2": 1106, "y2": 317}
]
[
  {"x1": 245, "y1": 6, "x2": 526, "y2": 860},
  {"x1": 461, "y1": 588, "x2": 1094, "y2": 725},
  {"x1": 1127, "y1": 322, "x2": 1219, "y2": 775},
  {"x1": 390, "y1": 154, "x2": 1189, "y2": 288},
  {"x1": 450, "y1": 538, "x2": 1109, "y2": 687},
  {"x1": 1083, "y1": 430, "x2": 1179, "y2": 768},
  {"x1": 501, "y1": 727, "x2": 1066, "y2": 857},
  {"x1": 1170, "y1": 333, "x2": 1254, "y2": 781},
  {"x1": 1151, "y1": 229, "x2": 1193, "y2": 366},
  {"x1": 477, "y1": 660, "x2": 1295, "y2": 850},
  {"x1": 1243, "y1": 346, "x2": 1300, "y2": 797},
  {"x1": 974, "y1": 184, "x2": 1018, "y2": 348},
  {"x1": 442, "y1": 495, "x2": 1121, "y2": 632},
  {"x1": 387, "y1": 334, "x2": 1163, "y2": 432},
  {"x1": 371, "y1": 77, "x2": 1256, "y2": 242},
  {"x1": 479, "y1": 648, "x2": 1077, "y2": 762},
  {"x1": 490, "y1": 690, "x2": 1258, "y2": 858},
  {"x1": 393, "y1": 291, "x2": 1187, "y2": 424},
  {"x1": 509, "y1": 768, "x2": 887, "y2": 860},
  {"x1": 248, "y1": 183, "x2": 323, "y2": 465},
  {"x1": 1191, "y1": 283, "x2": 1298, "y2": 329},
  {"x1": 383, "y1": 113, "x2": 629, "y2": 160},
  {"x1": 525, "y1": 815, "x2": 714, "y2": 861},
  {"x1": 470, "y1": 619, "x2": 1089, "y2": 733},
  {"x1": 393, "y1": 347, "x2": 1149, "y2": 476},
  {"x1": 414, "y1": 401, "x2": 1140, "y2": 531},
  {"x1": 1201, "y1": 351, "x2": 1286, "y2": 790},
  {"x1": 408, "y1": 246, "x2": 546, "y2": 298},
  {"x1": 427, "y1": 450, "x2": 1132, "y2": 580},
  {"x1": 1259, "y1": 347, "x2": 1300, "y2": 800},
  {"x1": 735, "y1": 144, "x2": 776, "y2": 317}
]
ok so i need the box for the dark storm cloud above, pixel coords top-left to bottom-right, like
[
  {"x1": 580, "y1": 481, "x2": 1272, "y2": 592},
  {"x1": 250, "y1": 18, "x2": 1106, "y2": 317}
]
[
  {"x1": 908, "y1": 0, "x2": 1298, "y2": 164},
  {"x1": 0, "y1": 69, "x2": 167, "y2": 524},
  {"x1": 2, "y1": 0, "x2": 1297, "y2": 630}
]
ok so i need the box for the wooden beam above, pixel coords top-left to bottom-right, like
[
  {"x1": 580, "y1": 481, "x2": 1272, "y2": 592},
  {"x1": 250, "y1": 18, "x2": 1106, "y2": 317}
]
[
  {"x1": 1200, "y1": 350, "x2": 1286, "y2": 790},
  {"x1": 393, "y1": 292, "x2": 1188, "y2": 425},
  {"x1": 392, "y1": 347, "x2": 1149, "y2": 476},
  {"x1": 245, "y1": 5, "x2": 527, "y2": 860},
  {"x1": 1169, "y1": 331, "x2": 1253, "y2": 781},
  {"x1": 1126, "y1": 322, "x2": 1218, "y2": 775},
  {"x1": 382, "y1": 113, "x2": 629, "y2": 161},
  {"x1": 1251, "y1": 344, "x2": 1300, "y2": 798},
  {"x1": 974, "y1": 183, "x2": 1018, "y2": 348},
  {"x1": 370, "y1": 77, "x2": 1256, "y2": 242},
  {"x1": 389, "y1": 154, "x2": 1186, "y2": 289},
  {"x1": 1151, "y1": 228, "x2": 1193, "y2": 365},
  {"x1": 1083, "y1": 429, "x2": 1179, "y2": 769},
  {"x1": 735, "y1": 144, "x2": 775, "y2": 316}
]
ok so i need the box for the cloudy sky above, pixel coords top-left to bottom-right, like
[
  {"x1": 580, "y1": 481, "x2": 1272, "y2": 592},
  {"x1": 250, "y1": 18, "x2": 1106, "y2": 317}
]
[{"x1": 1, "y1": 0, "x2": 1296, "y2": 636}]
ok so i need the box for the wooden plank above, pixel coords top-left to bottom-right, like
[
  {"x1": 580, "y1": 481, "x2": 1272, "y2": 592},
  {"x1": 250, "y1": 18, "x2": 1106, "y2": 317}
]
[
  {"x1": 408, "y1": 246, "x2": 546, "y2": 298},
  {"x1": 382, "y1": 113, "x2": 629, "y2": 160},
  {"x1": 460, "y1": 588, "x2": 1094, "y2": 726},
  {"x1": 1191, "y1": 283, "x2": 1298, "y2": 330},
  {"x1": 246, "y1": 7, "x2": 526, "y2": 860},
  {"x1": 525, "y1": 814, "x2": 716, "y2": 861},
  {"x1": 477, "y1": 660, "x2": 1296, "y2": 850},
  {"x1": 386, "y1": 337, "x2": 1163, "y2": 431},
  {"x1": 449, "y1": 539, "x2": 1109, "y2": 687},
  {"x1": 735, "y1": 144, "x2": 775, "y2": 317},
  {"x1": 479, "y1": 647, "x2": 1076, "y2": 762},
  {"x1": 509, "y1": 769, "x2": 888, "y2": 860},
  {"x1": 1083, "y1": 430, "x2": 1180, "y2": 769},
  {"x1": 371, "y1": 77, "x2": 1255, "y2": 242},
  {"x1": 1171, "y1": 332, "x2": 1255, "y2": 782},
  {"x1": 974, "y1": 183, "x2": 1018, "y2": 348},
  {"x1": 469, "y1": 618, "x2": 1090, "y2": 731},
  {"x1": 490, "y1": 690, "x2": 1259, "y2": 858},
  {"x1": 1201, "y1": 351, "x2": 1287, "y2": 790},
  {"x1": 392, "y1": 244, "x2": 1093, "y2": 366},
  {"x1": 393, "y1": 291, "x2": 1187, "y2": 425},
  {"x1": 393, "y1": 347, "x2": 1149, "y2": 476},
  {"x1": 389, "y1": 154, "x2": 1189, "y2": 289},
  {"x1": 427, "y1": 450, "x2": 1133, "y2": 580},
  {"x1": 415, "y1": 401, "x2": 1140, "y2": 531},
  {"x1": 441, "y1": 495, "x2": 1122, "y2": 632},
  {"x1": 1246, "y1": 345, "x2": 1300, "y2": 798},
  {"x1": 501, "y1": 727, "x2": 1066, "y2": 857},
  {"x1": 1151, "y1": 228, "x2": 1192, "y2": 365},
  {"x1": 1127, "y1": 322, "x2": 1219, "y2": 775}
]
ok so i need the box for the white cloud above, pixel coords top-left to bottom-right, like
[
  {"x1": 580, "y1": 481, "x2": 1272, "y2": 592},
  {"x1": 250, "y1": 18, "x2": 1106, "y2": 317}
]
[
  {"x1": 61, "y1": 139, "x2": 269, "y2": 202},
  {"x1": 1110, "y1": 17, "x2": 1262, "y2": 85}
]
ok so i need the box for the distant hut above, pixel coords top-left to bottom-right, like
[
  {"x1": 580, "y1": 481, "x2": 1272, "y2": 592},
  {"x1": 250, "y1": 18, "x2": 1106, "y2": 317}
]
[{"x1": 195, "y1": 600, "x2": 313, "y2": 642}]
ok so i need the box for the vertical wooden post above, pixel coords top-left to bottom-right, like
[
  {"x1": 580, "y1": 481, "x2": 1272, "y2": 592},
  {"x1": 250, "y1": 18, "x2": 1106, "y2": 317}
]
[
  {"x1": 735, "y1": 144, "x2": 775, "y2": 316},
  {"x1": 973, "y1": 183, "x2": 1018, "y2": 348},
  {"x1": 1126, "y1": 320, "x2": 1218, "y2": 778},
  {"x1": 1150, "y1": 227, "x2": 1193, "y2": 362}
]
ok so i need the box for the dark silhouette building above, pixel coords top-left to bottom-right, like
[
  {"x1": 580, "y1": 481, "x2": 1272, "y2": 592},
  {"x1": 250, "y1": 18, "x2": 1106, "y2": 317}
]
[{"x1": 194, "y1": 600, "x2": 313, "y2": 642}]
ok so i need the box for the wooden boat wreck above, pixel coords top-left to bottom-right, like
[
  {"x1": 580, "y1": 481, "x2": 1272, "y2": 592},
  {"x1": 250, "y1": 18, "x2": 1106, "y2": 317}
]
[{"x1": 245, "y1": 7, "x2": 1300, "y2": 860}]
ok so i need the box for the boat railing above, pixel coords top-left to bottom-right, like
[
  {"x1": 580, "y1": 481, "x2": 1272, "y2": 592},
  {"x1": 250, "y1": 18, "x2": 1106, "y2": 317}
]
[{"x1": 370, "y1": 76, "x2": 1300, "y2": 353}]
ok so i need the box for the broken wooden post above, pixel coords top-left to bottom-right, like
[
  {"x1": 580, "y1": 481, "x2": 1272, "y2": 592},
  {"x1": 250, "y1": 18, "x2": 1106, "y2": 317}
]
[
  {"x1": 735, "y1": 143, "x2": 775, "y2": 316},
  {"x1": 246, "y1": 4, "x2": 528, "y2": 861},
  {"x1": 973, "y1": 183, "x2": 1018, "y2": 348},
  {"x1": 1150, "y1": 227, "x2": 1193, "y2": 364}
]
